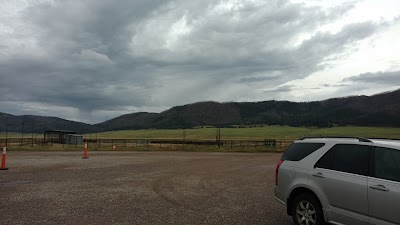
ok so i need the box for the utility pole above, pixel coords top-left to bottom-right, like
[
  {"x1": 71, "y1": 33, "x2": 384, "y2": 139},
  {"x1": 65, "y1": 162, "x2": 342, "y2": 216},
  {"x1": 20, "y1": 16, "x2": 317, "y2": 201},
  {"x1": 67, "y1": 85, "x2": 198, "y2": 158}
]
[
  {"x1": 21, "y1": 121, "x2": 24, "y2": 146},
  {"x1": 5, "y1": 123, "x2": 8, "y2": 146},
  {"x1": 31, "y1": 121, "x2": 34, "y2": 147},
  {"x1": 216, "y1": 128, "x2": 221, "y2": 148},
  {"x1": 219, "y1": 128, "x2": 221, "y2": 148},
  {"x1": 183, "y1": 129, "x2": 186, "y2": 150}
]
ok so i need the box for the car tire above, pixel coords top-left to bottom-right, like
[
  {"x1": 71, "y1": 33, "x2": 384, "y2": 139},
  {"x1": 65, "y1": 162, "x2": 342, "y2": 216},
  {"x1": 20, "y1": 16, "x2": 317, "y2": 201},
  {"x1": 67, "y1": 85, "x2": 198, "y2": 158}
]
[{"x1": 291, "y1": 193, "x2": 324, "y2": 225}]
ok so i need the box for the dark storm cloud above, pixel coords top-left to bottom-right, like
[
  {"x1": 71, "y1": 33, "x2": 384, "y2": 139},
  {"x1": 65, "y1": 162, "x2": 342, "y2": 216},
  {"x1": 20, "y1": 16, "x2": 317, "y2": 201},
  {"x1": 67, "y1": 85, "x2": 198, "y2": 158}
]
[
  {"x1": 0, "y1": 0, "x2": 395, "y2": 123},
  {"x1": 1, "y1": 0, "x2": 167, "y2": 115}
]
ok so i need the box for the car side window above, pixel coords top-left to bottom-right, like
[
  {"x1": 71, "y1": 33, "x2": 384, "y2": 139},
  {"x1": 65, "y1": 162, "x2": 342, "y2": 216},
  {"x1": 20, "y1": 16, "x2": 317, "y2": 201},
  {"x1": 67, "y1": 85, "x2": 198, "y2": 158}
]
[
  {"x1": 373, "y1": 147, "x2": 400, "y2": 182},
  {"x1": 315, "y1": 144, "x2": 370, "y2": 176},
  {"x1": 314, "y1": 147, "x2": 334, "y2": 169}
]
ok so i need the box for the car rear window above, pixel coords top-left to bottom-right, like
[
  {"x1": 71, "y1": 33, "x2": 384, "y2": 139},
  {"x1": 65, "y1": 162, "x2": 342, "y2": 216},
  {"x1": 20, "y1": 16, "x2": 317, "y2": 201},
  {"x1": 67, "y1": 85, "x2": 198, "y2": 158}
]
[{"x1": 282, "y1": 143, "x2": 325, "y2": 161}]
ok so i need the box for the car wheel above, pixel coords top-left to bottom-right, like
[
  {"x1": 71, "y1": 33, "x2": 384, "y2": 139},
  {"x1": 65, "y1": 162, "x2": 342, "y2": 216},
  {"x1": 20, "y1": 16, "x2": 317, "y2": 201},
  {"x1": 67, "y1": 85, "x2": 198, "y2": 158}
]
[{"x1": 291, "y1": 193, "x2": 324, "y2": 225}]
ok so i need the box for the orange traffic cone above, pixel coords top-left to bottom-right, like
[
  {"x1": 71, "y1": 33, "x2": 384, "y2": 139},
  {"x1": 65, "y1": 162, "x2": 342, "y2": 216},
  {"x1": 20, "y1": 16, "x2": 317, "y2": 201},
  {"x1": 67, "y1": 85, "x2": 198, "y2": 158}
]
[
  {"x1": 1, "y1": 144, "x2": 8, "y2": 170},
  {"x1": 82, "y1": 142, "x2": 89, "y2": 159}
]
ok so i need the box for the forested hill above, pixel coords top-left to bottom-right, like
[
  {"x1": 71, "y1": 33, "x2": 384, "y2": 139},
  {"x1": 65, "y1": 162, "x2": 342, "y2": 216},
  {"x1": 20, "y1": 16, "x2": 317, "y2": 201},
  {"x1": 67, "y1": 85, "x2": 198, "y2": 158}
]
[
  {"x1": 1, "y1": 89, "x2": 399, "y2": 133},
  {"x1": 131, "y1": 89, "x2": 399, "y2": 129},
  {"x1": 99, "y1": 89, "x2": 400, "y2": 129},
  {"x1": 0, "y1": 114, "x2": 98, "y2": 134}
]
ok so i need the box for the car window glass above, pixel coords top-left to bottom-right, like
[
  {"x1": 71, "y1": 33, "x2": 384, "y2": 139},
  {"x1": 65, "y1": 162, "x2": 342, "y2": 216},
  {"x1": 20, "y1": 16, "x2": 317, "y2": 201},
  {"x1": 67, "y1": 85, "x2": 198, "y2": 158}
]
[
  {"x1": 315, "y1": 148, "x2": 335, "y2": 169},
  {"x1": 333, "y1": 144, "x2": 370, "y2": 176},
  {"x1": 315, "y1": 144, "x2": 370, "y2": 176},
  {"x1": 281, "y1": 143, "x2": 325, "y2": 161},
  {"x1": 374, "y1": 147, "x2": 400, "y2": 182}
]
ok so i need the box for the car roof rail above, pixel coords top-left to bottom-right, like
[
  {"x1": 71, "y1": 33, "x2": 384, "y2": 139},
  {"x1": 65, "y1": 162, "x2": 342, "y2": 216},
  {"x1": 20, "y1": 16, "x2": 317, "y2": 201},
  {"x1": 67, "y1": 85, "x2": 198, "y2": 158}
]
[
  {"x1": 299, "y1": 136, "x2": 372, "y2": 143},
  {"x1": 367, "y1": 137, "x2": 400, "y2": 141}
]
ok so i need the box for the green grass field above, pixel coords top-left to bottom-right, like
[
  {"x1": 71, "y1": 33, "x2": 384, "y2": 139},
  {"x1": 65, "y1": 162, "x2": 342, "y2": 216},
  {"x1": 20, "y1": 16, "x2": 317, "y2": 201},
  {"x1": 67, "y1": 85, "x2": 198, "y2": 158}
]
[
  {"x1": 83, "y1": 126, "x2": 400, "y2": 140},
  {"x1": 1, "y1": 126, "x2": 399, "y2": 152},
  {"x1": 2, "y1": 126, "x2": 399, "y2": 140}
]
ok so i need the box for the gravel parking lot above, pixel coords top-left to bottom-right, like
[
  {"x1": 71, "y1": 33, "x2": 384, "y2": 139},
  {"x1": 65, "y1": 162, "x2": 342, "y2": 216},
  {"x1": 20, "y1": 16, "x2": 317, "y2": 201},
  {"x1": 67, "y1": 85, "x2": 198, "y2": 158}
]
[{"x1": 0, "y1": 151, "x2": 292, "y2": 225}]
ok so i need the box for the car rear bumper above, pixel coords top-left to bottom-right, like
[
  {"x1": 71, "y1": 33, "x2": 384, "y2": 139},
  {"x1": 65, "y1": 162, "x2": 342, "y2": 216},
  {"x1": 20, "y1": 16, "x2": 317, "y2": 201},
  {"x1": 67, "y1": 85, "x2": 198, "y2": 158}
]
[
  {"x1": 274, "y1": 186, "x2": 286, "y2": 205},
  {"x1": 274, "y1": 196, "x2": 286, "y2": 205}
]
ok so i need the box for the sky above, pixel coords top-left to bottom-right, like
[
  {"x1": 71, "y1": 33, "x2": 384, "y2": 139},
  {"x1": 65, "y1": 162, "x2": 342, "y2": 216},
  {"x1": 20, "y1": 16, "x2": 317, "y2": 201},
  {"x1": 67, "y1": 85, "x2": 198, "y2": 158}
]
[{"x1": 1, "y1": 0, "x2": 400, "y2": 124}]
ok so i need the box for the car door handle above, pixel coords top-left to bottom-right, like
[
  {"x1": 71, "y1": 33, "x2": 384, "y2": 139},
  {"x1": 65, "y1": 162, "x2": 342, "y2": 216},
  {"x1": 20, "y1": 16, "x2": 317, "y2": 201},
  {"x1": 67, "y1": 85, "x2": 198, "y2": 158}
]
[
  {"x1": 312, "y1": 173, "x2": 325, "y2": 178},
  {"x1": 370, "y1": 185, "x2": 389, "y2": 192}
]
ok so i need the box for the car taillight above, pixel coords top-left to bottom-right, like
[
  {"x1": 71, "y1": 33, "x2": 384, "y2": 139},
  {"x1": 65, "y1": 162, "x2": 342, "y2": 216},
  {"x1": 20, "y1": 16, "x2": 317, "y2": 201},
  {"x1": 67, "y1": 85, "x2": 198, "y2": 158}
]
[{"x1": 275, "y1": 159, "x2": 283, "y2": 186}]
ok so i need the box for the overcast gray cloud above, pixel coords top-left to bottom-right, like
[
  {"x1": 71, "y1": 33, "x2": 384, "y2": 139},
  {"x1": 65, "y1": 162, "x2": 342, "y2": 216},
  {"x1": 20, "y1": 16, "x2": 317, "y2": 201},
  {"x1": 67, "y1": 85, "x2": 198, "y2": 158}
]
[
  {"x1": 0, "y1": 0, "x2": 399, "y2": 123},
  {"x1": 343, "y1": 70, "x2": 400, "y2": 85},
  {"x1": 262, "y1": 84, "x2": 295, "y2": 94},
  {"x1": 316, "y1": 70, "x2": 400, "y2": 101}
]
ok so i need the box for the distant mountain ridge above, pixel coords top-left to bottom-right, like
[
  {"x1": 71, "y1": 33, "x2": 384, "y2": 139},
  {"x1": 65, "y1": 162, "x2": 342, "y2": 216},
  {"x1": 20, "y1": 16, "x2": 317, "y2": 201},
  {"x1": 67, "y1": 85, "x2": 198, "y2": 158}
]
[
  {"x1": 0, "y1": 114, "x2": 97, "y2": 134},
  {"x1": 1, "y1": 89, "x2": 399, "y2": 133}
]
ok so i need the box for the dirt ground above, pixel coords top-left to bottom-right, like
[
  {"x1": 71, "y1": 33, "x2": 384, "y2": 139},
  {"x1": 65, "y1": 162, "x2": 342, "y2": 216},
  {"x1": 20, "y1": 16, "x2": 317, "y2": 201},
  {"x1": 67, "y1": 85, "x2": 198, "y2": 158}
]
[{"x1": 0, "y1": 151, "x2": 293, "y2": 225}]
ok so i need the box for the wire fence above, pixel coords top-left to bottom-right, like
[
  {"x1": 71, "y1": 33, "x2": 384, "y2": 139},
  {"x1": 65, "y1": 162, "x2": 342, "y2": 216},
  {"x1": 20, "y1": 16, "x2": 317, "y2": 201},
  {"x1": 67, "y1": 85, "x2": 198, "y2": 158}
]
[{"x1": 0, "y1": 138, "x2": 294, "y2": 151}]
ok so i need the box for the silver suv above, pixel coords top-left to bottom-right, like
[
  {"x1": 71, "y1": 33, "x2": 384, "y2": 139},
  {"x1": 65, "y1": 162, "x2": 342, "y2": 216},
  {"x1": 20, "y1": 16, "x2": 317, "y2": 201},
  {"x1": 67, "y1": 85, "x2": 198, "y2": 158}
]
[{"x1": 274, "y1": 137, "x2": 400, "y2": 225}]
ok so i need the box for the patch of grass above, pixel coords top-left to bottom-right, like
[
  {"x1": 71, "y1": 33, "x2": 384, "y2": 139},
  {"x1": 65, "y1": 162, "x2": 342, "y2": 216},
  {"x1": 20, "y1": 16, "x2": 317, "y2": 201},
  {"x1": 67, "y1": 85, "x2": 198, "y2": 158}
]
[
  {"x1": 5, "y1": 144, "x2": 83, "y2": 152},
  {"x1": 0, "y1": 132, "x2": 39, "y2": 138}
]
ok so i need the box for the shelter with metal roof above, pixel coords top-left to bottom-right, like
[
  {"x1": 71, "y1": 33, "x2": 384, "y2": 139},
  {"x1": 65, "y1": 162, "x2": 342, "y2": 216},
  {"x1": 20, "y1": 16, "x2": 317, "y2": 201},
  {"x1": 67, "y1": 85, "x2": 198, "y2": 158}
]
[{"x1": 44, "y1": 130, "x2": 83, "y2": 145}]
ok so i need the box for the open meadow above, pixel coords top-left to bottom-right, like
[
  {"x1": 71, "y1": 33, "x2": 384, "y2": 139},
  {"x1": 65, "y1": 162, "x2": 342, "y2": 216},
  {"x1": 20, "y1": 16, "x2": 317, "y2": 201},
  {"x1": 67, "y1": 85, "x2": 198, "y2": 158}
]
[
  {"x1": 2, "y1": 126, "x2": 400, "y2": 140},
  {"x1": 87, "y1": 126, "x2": 400, "y2": 140},
  {"x1": 1, "y1": 126, "x2": 399, "y2": 152}
]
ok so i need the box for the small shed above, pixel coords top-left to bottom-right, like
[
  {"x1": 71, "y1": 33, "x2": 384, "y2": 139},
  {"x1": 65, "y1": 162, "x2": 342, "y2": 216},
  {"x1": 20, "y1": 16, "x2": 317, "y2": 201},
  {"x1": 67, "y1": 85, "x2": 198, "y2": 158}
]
[
  {"x1": 65, "y1": 134, "x2": 83, "y2": 145},
  {"x1": 44, "y1": 130, "x2": 83, "y2": 145}
]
